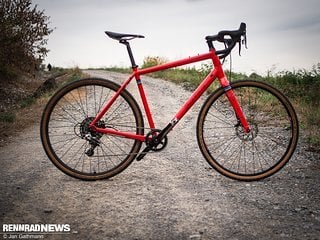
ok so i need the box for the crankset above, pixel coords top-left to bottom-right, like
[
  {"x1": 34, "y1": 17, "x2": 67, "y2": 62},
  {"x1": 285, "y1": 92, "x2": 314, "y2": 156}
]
[{"x1": 145, "y1": 129, "x2": 168, "y2": 152}]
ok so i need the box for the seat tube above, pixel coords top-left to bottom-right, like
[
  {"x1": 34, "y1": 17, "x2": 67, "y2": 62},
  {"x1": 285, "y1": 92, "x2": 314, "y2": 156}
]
[{"x1": 134, "y1": 69, "x2": 156, "y2": 129}]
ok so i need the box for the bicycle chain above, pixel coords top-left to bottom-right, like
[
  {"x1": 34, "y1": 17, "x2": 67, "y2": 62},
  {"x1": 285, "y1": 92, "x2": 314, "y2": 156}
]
[{"x1": 77, "y1": 123, "x2": 168, "y2": 157}]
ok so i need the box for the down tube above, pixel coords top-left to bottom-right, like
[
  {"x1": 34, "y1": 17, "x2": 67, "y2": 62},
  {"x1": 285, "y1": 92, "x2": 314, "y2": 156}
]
[{"x1": 175, "y1": 69, "x2": 217, "y2": 121}]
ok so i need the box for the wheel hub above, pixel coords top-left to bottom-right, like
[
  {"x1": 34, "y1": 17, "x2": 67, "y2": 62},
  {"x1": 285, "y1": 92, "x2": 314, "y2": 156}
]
[
  {"x1": 79, "y1": 117, "x2": 105, "y2": 138},
  {"x1": 235, "y1": 121, "x2": 258, "y2": 141}
]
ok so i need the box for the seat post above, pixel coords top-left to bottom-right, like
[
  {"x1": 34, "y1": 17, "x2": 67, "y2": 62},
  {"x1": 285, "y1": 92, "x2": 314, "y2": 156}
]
[{"x1": 120, "y1": 39, "x2": 138, "y2": 68}]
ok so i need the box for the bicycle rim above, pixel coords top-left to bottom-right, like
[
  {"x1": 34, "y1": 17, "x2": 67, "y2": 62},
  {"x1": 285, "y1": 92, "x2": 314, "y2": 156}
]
[
  {"x1": 197, "y1": 80, "x2": 299, "y2": 181},
  {"x1": 40, "y1": 78, "x2": 144, "y2": 180}
]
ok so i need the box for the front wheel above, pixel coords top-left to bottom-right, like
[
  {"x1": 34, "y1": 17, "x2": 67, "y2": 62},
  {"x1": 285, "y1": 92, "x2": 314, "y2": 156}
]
[{"x1": 197, "y1": 80, "x2": 299, "y2": 181}]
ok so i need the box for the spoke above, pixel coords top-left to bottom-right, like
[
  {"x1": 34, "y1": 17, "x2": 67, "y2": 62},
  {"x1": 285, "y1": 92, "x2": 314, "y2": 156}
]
[
  {"x1": 205, "y1": 134, "x2": 238, "y2": 149},
  {"x1": 105, "y1": 100, "x2": 128, "y2": 122},
  {"x1": 253, "y1": 139, "x2": 274, "y2": 168},
  {"x1": 105, "y1": 136, "x2": 131, "y2": 155},
  {"x1": 252, "y1": 140, "x2": 265, "y2": 173},
  {"x1": 49, "y1": 125, "x2": 74, "y2": 128},
  {"x1": 99, "y1": 146, "x2": 109, "y2": 169},
  {"x1": 59, "y1": 137, "x2": 82, "y2": 159},
  {"x1": 85, "y1": 86, "x2": 89, "y2": 116},
  {"x1": 55, "y1": 103, "x2": 80, "y2": 124},
  {"x1": 61, "y1": 94, "x2": 86, "y2": 118},
  {"x1": 97, "y1": 86, "x2": 105, "y2": 113},
  {"x1": 203, "y1": 132, "x2": 237, "y2": 139},
  {"x1": 219, "y1": 140, "x2": 243, "y2": 169},
  {"x1": 68, "y1": 90, "x2": 87, "y2": 117},
  {"x1": 100, "y1": 141, "x2": 119, "y2": 167},
  {"x1": 77, "y1": 87, "x2": 87, "y2": 116},
  {"x1": 207, "y1": 110, "x2": 235, "y2": 127},
  {"x1": 70, "y1": 141, "x2": 88, "y2": 170},
  {"x1": 51, "y1": 135, "x2": 79, "y2": 148},
  {"x1": 98, "y1": 89, "x2": 113, "y2": 114},
  {"x1": 205, "y1": 126, "x2": 234, "y2": 130},
  {"x1": 258, "y1": 132, "x2": 289, "y2": 150},
  {"x1": 109, "y1": 111, "x2": 134, "y2": 120},
  {"x1": 94, "y1": 85, "x2": 97, "y2": 115},
  {"x1": 227, "y1": 142, "x2": 244, "y2": 172}
]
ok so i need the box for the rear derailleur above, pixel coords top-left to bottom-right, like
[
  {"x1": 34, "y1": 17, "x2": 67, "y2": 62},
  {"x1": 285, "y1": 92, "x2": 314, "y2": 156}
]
[{"x1": 78, "y1": 117, "x2": 105, "y2": 157}]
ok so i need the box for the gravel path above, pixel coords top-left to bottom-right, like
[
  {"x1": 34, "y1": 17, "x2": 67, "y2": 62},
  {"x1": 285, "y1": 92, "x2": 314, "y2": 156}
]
[{"x1": 0, "y1": 70, "x2": 319, "y2": 240}]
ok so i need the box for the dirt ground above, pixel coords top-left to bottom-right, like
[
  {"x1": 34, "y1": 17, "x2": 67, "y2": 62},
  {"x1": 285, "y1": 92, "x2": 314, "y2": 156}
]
[{"x1": 0, "y1": 70, "x2": 319, "y2": 240}]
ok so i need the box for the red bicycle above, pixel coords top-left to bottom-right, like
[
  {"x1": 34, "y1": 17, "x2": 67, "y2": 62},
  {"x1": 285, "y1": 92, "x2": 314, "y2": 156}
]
[{"x1": 40, "y1": 23, "x2": 299, "y2": 181}]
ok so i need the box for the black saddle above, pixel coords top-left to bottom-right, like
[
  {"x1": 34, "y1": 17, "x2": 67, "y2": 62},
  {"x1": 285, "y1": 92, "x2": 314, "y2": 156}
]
[{"x1": 105, "y1": 31, "x2": 145, "y2": 41}]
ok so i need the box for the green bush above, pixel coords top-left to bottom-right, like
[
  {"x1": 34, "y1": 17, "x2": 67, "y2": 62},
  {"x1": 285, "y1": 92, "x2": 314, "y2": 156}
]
[
  {"x1": 142, "y1": 56, "x2": 168, "y2": 68},
  {"x1": 0, "y1": 0, "x2": 53, "y2": 77}
]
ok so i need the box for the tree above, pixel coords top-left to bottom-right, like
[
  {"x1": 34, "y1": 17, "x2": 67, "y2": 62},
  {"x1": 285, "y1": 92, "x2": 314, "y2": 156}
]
[{"x1": 0, "y1": 0, "x2": 53, "y2": 78}]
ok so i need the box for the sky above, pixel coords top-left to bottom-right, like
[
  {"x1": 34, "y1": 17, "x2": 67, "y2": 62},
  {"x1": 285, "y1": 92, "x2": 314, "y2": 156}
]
[{"x1": 34, "y1": 0, "x2": 320, "y2": 75}]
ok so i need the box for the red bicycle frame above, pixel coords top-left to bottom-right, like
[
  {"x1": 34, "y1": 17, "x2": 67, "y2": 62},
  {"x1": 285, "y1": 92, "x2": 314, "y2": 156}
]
[{"x1": 89, "y1": 48, "x2": 250, "y2": 141}]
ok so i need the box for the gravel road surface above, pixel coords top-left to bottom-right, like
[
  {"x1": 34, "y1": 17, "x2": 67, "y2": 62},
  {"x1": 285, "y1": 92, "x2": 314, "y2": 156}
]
[{"x1": 0, "y1": 70, "x2": 319, "y2": 240}]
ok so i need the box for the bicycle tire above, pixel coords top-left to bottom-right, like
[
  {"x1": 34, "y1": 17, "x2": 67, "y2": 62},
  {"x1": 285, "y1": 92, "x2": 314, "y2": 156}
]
[
  {"x1": 197, "y1": 80, "x2": 299, "y2": 181},
  {"x1": 40, "y1": 78, "x2": 144, "y2": 180}
]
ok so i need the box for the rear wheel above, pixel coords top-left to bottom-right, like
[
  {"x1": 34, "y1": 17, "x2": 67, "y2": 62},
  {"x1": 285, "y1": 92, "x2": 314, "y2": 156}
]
[
  {"x1": 40, "y1": 78, "x2": 144, "y2": 180},
  {"x1": 197, "y1": 80, "x2": 299, "y2": 181}
]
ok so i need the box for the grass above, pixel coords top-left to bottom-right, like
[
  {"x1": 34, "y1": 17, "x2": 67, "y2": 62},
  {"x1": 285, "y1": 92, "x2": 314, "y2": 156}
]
[
  {"x1": 19, "y1": 95, "x2": 36, "y2": 108},
  {"x1": 264, "y1": 65, "x2": 320, "y2": 148},
  {"x1": 64, "y1": 67, "x2": 86, "y2": 83},
  {"x1": 0, "y1": 112, "x2": 16, "y2": 123}
]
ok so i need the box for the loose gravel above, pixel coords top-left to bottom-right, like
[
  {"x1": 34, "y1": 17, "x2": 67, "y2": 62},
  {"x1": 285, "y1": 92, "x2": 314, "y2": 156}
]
[{"x1": 0, "y1": 70, "x2": 319, "y2": 240}]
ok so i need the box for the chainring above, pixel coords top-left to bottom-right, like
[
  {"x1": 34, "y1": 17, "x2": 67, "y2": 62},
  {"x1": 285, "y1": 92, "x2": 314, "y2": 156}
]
[{"x1": 145, "y1": 129, "x2": 168, "y2": 152}]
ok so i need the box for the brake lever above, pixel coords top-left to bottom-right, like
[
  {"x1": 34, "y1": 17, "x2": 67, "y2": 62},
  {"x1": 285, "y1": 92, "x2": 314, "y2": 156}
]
[
  {"x1": 238, "y1": 34, "x2": 247, "y2": 56},
  {"x1": 243, "y1": 33, "x2": 248, "y2": 49}
]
